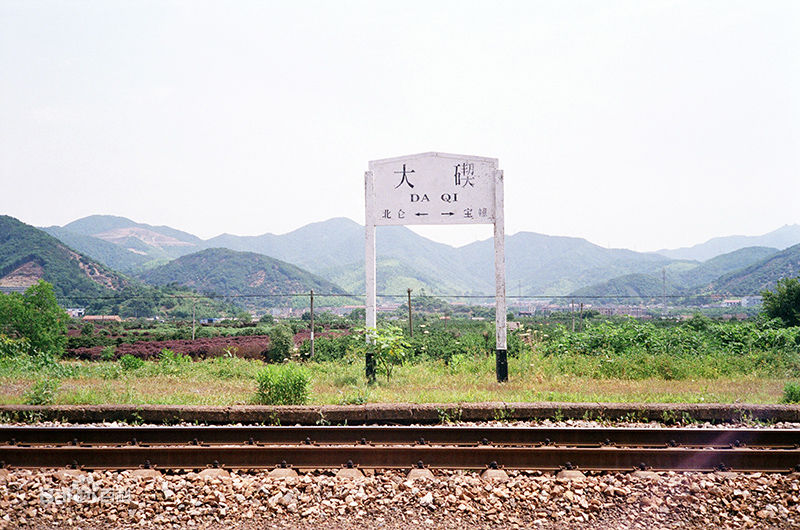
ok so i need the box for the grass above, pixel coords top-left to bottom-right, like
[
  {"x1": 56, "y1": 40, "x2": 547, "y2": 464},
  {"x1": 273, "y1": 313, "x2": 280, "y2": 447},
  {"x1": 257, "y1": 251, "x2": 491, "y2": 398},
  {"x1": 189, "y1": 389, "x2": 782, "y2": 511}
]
[{"x1": 0, "y1": 346, "x2": 796, "y2": 406}]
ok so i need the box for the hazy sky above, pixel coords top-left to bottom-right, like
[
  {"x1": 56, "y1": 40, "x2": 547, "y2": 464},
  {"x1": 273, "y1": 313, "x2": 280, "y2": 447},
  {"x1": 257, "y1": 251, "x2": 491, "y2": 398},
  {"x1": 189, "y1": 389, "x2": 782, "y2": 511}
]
[{"x1": 1, "y1": 1, "x2": 798, "y2": 251}]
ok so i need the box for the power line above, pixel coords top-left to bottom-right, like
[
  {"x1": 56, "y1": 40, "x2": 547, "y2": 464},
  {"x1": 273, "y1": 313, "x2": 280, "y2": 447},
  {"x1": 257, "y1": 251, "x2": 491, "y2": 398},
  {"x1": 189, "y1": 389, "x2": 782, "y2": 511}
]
[{"x1": 54, "y1": 292, "x2": 762, "y2": 301}]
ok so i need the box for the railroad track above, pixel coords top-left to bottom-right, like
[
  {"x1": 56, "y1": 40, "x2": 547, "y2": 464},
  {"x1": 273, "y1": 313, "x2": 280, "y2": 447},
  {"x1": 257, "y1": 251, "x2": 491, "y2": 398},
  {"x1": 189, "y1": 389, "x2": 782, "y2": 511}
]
[{"x1": 1, "y1": 426, "x2": 799, "y2": 472}]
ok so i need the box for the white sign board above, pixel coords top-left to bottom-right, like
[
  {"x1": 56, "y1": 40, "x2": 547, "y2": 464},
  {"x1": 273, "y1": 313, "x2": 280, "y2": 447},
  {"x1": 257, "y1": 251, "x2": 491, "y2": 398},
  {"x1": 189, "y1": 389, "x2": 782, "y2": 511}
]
[
  {"x1": 364, "y1": 152, "x2": 508, "y2": 382},
  {"x1": 368, "y1": 152, "x2": 498, "y2": 225}
]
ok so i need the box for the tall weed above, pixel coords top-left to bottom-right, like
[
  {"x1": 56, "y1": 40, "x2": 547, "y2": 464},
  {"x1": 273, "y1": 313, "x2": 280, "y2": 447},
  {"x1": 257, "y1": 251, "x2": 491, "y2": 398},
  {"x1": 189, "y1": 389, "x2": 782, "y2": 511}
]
[{"x1": 254, "y1": 363, "x2": 310, "y2": 405}]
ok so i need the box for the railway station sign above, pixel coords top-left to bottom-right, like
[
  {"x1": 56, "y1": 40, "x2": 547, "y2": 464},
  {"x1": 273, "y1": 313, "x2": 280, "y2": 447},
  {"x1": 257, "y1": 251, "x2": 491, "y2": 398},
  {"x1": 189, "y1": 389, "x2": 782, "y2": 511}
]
[
  {"x1": 369, "y1": 152, "x2": 497, "y2": 226},
  {"x1": 364, "y1": 152, "x2": 508, "y2": 382}
]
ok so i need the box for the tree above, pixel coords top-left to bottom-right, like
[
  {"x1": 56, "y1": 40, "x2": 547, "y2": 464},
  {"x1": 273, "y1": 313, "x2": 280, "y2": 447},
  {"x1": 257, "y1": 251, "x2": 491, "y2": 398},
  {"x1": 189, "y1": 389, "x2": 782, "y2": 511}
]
[
  {"x1": 0, "y1": 281, "x2": 68, "y2": 355},
  {"x1": 347, "y1": 308, "x2": 365, "y2": 321},
  {"x1": 762, "y1": 277, "x2": 800, "y2": 327},
  {"x1": 351, "y1": 326, "x2": 410, "y2": 383},
  {"x1": 266, "y1": 324, "x2": 294, "y2": 362}
]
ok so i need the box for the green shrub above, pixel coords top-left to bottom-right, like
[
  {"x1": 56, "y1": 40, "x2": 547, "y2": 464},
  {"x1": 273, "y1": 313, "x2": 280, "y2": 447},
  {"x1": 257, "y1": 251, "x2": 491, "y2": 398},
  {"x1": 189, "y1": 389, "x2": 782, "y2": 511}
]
[
  {"x1": 783, "y1": 382, "x2": 800, "y2": 404},
  {"x1": 119, "y1": 354, "x2": 144, "y2": 371},
  {"x1": 298, "y1": 334, "x2": 354, "y2": 362},
  {"x1": 351, "y1": 326, "x2": 409, "y2": 382},
  {"x1": 267, "y1": 324, "x2": 294, "y2": 363},
  {"x1": 0, "y1": 281, "x2": 68, "y2": 355},
  {"x1": 211, "y1": 356, "x2": 253, "y2": 380},
  {"x1": 762, "y1": 277, "x2": 800, "y2": 327},
  {"x1": 254, "y1": 363, "x2": 310, "y2": 405},
  {"x1": 23, "y1": 378, "x2": 60, "y2": 405},
  {"x1": 0, "y1": 334, "x2": 32, "y2": 357},
  {"x1": 158, "y1": 348, "x2": 191, "y2": 374},
  {"x1": 100, "y1": 345, "x2": 116, "y2": 361},
  {"x1": 195, "y1": 326, "x2": 221, "y2": 338}
]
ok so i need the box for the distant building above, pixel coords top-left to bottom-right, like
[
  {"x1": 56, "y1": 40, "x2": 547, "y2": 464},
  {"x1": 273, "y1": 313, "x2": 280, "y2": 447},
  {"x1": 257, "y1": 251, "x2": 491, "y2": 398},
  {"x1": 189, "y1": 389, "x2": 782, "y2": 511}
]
[
  {"x1": 82, "y1": 315, "x2": 122, "y2": 322},
  {"x1": 741, "y1": 296, "x2": 762, "y2": 307},
  {"x1": 66, "y1": 308, "x2": 85, "y2": 318},
  {"x1": 721, "y1": 299, "x2": 742, "y2": 307},
  {"x1": 330, "y1": 305, "x2": 365, "y2": 316}
]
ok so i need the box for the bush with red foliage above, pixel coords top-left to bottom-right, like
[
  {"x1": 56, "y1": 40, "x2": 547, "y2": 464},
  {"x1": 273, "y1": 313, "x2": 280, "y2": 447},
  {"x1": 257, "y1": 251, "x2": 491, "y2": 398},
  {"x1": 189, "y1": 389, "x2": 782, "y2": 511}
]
[
  {"x1": 68, "y1": 335, "x2": 272, "y2": 361},
  {"x1": 66, "y1": 329, "x2": 348, "y2": 361}
]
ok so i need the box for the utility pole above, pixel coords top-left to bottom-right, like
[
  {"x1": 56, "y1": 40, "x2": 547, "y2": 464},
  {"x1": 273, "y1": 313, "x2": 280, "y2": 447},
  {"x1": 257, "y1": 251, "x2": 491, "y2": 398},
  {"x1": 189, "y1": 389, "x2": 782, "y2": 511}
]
[
  {"x1": 191, "y1": 298, "x2": 196, "y2": 340},
  {"x1": 407, "y1": 288, "x2": 413, "y2": 337},
  {"x1": 662, "y1": 268, "x2": 667, "y2": 313},
  {"x1": 579, "y1": 302, "x2": 584, "y2": 332},
  {"x1": 310, "y1": 290, "x2": 315, "y2": 358},
  {"x1": 571, "y1": 299, "x2": 575, "y2": 332}
]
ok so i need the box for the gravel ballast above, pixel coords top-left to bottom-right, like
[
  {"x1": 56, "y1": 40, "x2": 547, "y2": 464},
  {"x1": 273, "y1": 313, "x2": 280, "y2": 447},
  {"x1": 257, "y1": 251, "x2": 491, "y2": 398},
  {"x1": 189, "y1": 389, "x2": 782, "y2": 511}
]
[{"x1": 1, "y1": 468, "x2": 798, "y2": 529}]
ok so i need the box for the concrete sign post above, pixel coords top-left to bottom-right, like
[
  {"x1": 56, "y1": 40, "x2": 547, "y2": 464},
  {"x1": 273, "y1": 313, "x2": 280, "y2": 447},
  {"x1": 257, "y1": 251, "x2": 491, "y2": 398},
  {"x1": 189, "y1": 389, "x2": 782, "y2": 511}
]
[{"x1": 365, "y1": 152, "x2": 507, "y2": 382}]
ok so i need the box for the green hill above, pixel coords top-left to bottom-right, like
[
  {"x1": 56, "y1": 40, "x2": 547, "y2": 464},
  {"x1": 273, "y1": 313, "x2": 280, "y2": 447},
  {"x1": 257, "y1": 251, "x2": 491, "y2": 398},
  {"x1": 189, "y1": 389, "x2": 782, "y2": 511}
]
[
  {"x1": 571, "y1": 246, "x2": 782, "y2": 303},
  {"x1": 0, "y1": 215, "x2": 129, "y2": 302},
  {"x1": 459, "y1": 232, "x2": 673, "y2": 296},
  {"x1": 136, "y1": 248, "x2": 347, "y2": 310},
  {"x1": 708, "y1": 243, "x2": 800, "y2": 296},
  {"x1": 0, "y1": 216, "x2": 237, "y2": 318},
  {"x1": 678, "y1": 246, "x2": 779, "y2": 287},
  {"x1": 206, "y1": 218, "x2": 486, "y2": 295},
  {"x1": 570, "y1": 273, "x2": 684, "y2": 304},
  {"x1": 41, "y1": 226, "x2": 151, "y2": 272},
  {"x1": 61, "y1": 215, "x2": 201, "y2": 262}
]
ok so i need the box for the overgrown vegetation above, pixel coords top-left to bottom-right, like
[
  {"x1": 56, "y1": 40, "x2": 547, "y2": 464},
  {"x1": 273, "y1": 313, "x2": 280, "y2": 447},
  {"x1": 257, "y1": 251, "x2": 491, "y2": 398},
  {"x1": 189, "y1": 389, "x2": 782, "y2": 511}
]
[
  {"x1": 0, "y1": 281, "x2": 68, "y2": 355},
  {"x1": 763, "y1": 277, "x2": 800, "y2": 327},
  {"x1": 350, "y1": 326, "x2": 410, "y2": 382},
  {"x1": 254, "y1": 363, "x2": 310, "y2": 405},
  {"x1": 783, "y1": 382, "x2": 800, "y2": 404},
  {"x1": 23, "y1": 378, "x2": 60, "y2": 405},
  {"x1": 1, "y1": 279, "x2": 799, "y2": 406},
  {"x1": 266, "y1": 324, "x2": 294, "y2": 363}
]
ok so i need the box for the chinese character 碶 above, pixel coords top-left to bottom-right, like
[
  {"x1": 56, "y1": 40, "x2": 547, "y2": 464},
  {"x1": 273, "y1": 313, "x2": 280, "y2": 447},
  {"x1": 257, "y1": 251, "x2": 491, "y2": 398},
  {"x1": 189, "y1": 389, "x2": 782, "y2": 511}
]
[{"x1": 454, "y1": 163, "x2": 475, "y2": 186}]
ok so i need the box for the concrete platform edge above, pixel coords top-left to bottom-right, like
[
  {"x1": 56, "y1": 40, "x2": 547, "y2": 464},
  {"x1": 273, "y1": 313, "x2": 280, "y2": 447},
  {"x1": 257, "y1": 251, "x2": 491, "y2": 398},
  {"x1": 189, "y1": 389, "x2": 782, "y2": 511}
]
[{"x1": 1, "y1": 402, "x2": 799, "y2": 425}]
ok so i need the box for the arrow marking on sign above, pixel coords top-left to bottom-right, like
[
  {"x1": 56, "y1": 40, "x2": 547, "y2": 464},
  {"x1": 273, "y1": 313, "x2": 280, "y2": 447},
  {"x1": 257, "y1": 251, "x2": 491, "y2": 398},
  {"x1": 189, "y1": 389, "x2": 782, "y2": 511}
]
[
  {"x1": 414, "y1": 212, "x2": 428, "y2": 217},
  {"x1": 441, "y1": 212, "x2": 454, "y2": 216}
]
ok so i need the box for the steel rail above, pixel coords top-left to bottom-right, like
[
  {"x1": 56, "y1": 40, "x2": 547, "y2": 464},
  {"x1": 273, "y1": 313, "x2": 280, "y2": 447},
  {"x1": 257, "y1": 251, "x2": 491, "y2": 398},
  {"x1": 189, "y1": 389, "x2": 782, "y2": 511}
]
[
  {"x1": 1, "y1": 445, "x2": 799, "y2": 472},
  {"x1": 1, "y1": 426, "x2": 798, "y2": 448}
]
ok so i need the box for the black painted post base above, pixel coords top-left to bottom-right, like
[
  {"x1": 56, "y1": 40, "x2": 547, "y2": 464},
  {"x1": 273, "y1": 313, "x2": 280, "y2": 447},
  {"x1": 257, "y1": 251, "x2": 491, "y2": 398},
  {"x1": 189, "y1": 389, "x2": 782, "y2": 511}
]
[
  {"x1": 366, "y1": 351, "x2": 376, "y2": 385},
  {"x1": 496, "y1": 348, "x2": 508, "y2": 382}
]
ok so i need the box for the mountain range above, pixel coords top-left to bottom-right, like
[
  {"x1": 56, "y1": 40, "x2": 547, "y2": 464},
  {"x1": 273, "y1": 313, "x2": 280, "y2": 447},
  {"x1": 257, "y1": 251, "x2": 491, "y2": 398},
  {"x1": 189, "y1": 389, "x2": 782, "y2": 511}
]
[
  {"x1": 1, "y1": 215, "x2": 129, "y2": 300},
  {"x1": 1, "y1": 216, "x2": 339, "y2": 315},
  {"x1": 656, "y1": 225, "x2": 800, "y2": 261},
  {"x1": 17, "y1": 214, "x2": 800, "y2": 305}
]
